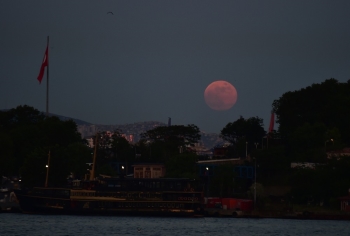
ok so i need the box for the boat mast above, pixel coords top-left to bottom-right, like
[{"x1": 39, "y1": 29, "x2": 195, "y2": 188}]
[{"x1": 90, "y1": 133, "x2": 98, "y2": 180}]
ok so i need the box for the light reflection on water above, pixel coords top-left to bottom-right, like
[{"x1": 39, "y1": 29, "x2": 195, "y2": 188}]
[{"x1": 1, "y1": 213, "x2": 350, "y2": 236}]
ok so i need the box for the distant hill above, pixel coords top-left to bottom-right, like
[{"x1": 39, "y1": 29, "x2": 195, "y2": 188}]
[
  {"x1": 58, "y1": 116, "x2": 224, "y2": 150},
  {"x1": 50, "y1": 113, "x2": 91, "y2": 126},
  {"x1": 77, "y1": 121, "x2": 224, "y2": 150},
  {"x1": 1, "y1": 109, "x2": 91, "y2": 126},
  {"x1": 1, "y1": 109, "x2": 223, "y2": 149}
]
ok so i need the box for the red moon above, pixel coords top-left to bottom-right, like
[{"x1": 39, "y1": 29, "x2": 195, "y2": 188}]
[{"x1": 204, "y1": 81, "x2": 238, "y2": 111}]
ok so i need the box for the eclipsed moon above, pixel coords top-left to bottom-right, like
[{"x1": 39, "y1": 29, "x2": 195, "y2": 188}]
[{"x1": 204, "y1": 80, "x2": 238, "y2": 111}]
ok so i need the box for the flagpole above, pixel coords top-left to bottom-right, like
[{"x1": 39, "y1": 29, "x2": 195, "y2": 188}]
[
  {"x1": 45, "y1": 36, "x2": 50, "y2": 188},
  {"x1": 46, "y1": 36, "x2": 49, "y2": 117}
]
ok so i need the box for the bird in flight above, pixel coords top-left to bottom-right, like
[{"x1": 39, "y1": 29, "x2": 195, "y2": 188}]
[{"x1": 107, "y1": 12, "x2": 114, "y2": 15}]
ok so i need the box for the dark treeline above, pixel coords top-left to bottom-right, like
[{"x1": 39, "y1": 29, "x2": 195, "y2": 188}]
[
  {"x1": 0, "y1": 105, "x2": 92, "y2": 187},
  {"x1": 2, "y1": 78, "x2": 350, "y2": 209}
]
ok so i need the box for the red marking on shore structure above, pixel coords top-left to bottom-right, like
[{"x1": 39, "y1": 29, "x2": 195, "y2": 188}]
[{"x1": 268, "y1": 111, "x2": 275, "y2": 134}]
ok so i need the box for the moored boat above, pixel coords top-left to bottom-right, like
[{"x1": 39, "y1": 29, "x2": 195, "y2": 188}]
[{"x1": 14, "y1": 177, "x2": 205, "y2": 216}]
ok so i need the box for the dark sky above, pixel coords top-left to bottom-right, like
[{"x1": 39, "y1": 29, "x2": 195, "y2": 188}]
[{"x1": 1, "y1": 1, "x2": 350, "y2": 133}]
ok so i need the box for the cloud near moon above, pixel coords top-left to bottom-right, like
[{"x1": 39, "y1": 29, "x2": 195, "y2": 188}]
[{"x1": 204, "y1": 80, "x2": 238, "y2": 111}]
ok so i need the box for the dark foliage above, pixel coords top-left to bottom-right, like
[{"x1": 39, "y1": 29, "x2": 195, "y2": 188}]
[{"x1": 0, "y1": 105, "x2": 91, "y2": 187}]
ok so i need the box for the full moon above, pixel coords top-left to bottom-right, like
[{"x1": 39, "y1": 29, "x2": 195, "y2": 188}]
[{"x1": 204, "y1": 80, "x2": 238, "y2": 111}]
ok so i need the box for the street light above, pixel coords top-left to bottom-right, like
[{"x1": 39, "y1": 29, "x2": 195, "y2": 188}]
[
  {"x1": 325, "y1": 139, "x2": 334, "y2": 149},
  {"x1": 246, "y1": 142, "x2": 248, "y2": 158},
  {"x1": 205, "y1": 167, "x2": 209, "y2": 197},
  {"x1": 45, "y1": 150, "x2": 50, "y2": 188}
]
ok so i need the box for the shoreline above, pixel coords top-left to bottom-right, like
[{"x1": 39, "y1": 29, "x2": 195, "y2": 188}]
[
  {"x1": 3, "y1": 205, "x2": 350, "y2": 221},
  {"x1": 204, "y1": 208, "x2": 350, "y2": 221}
]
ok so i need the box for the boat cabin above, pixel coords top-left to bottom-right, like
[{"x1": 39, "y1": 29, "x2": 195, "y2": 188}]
[{"x1": 132, "y1": 164, "x2": 165, "y2": 178}]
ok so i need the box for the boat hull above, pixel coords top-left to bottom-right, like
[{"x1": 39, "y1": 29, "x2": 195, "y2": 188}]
[{"x1": 14, "y1": 189, "x2": 203, "y2": 217}]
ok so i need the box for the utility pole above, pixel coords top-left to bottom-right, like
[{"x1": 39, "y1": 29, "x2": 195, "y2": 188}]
[{"x1": 90, "y1": 133, "x2": 98, "y2": 181}]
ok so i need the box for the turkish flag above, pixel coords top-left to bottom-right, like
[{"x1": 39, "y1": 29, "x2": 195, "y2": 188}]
[{"x1": 37, "y1": 45, "x2": 48, "y2": 83}]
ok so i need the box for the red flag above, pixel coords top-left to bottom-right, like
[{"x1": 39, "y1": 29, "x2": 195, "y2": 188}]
[{"x1": 37, "y1": 45, "x2": 48, "y2": 83}]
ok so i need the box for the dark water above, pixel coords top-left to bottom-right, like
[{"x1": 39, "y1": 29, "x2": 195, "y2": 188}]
[{"x1": 1, "y1": 213, "x2": 350, "y2": 236}]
